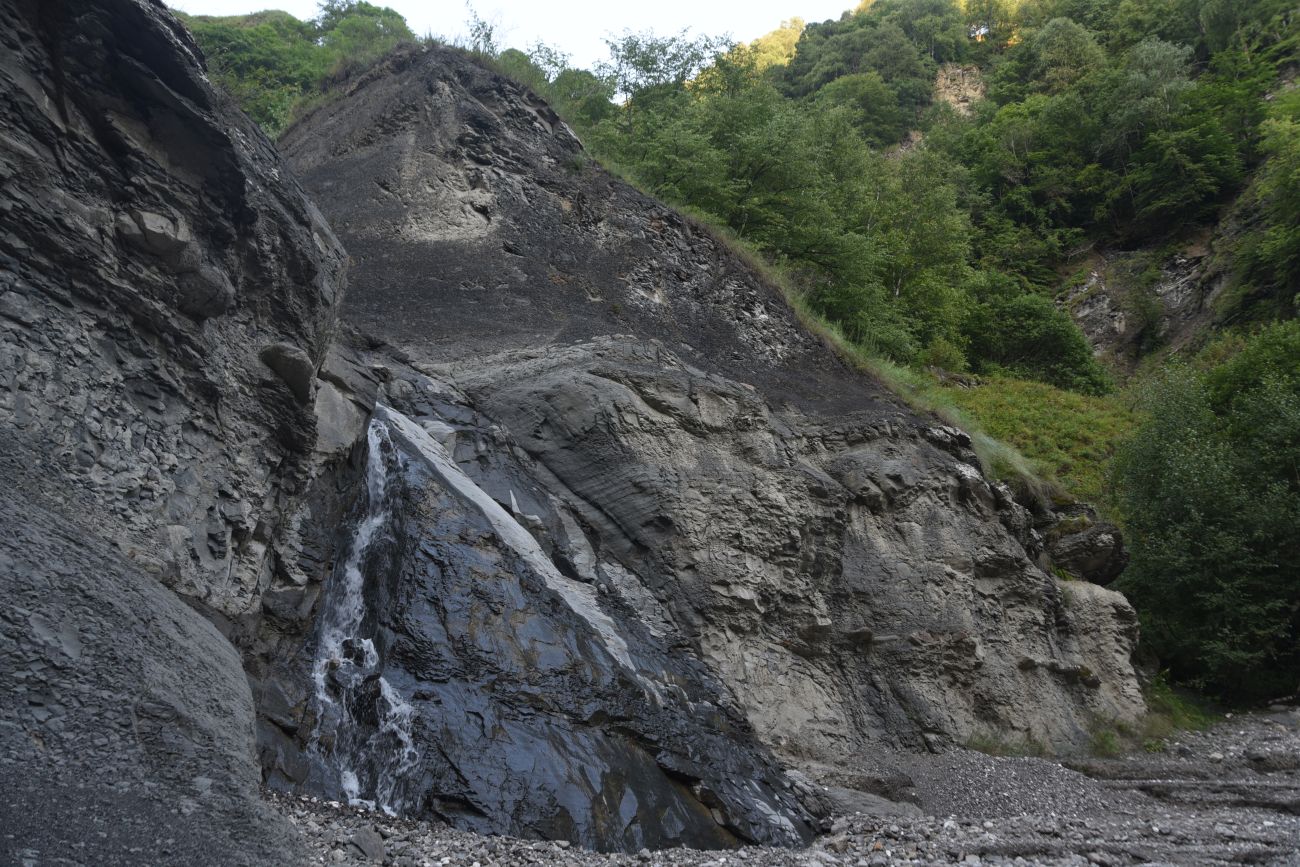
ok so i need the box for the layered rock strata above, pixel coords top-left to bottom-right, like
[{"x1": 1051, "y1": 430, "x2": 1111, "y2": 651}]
[
  {"x1": 274, "y1": 43, "x2": 1148, "y2": 844},
  {"x1": 0, "y1": 1, "x2": 345, "y2": 862}
]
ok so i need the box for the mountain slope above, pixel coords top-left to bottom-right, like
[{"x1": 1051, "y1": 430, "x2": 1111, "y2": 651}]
[
  {"x1": 273, "y1": 43, "x2": 1146, "y2": 845},
  {"x1": 0, "y1": 0, "x2": 347, "y2": 862}
]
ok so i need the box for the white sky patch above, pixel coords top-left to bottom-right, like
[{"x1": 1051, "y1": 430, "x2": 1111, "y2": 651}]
[{"x1": 166, "y1": 0, "x2": 856, "y2": 69}]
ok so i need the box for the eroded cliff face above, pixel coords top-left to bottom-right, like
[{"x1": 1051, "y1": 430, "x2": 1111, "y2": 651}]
[
  {"x1": 1, "y1": 10, "x2": 1149, "y2": 858},
  {"x1": 0, "y1": 0, "x2": 346, "y2": 862},
  {"x1": 272, "y1": 44, "x2": 1148, "y2": 846},
  {"x1": 1063, "y1": 237, "x2": 1228, "y2": 373}
]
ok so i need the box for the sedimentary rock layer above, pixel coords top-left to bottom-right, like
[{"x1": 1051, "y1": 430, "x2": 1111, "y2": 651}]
[
  {"x1": 0, "y1": 1, "x2": 345, "y2": 862},
  {"x1": 275, "y1": 43, "x2": 1148, "y2": 845}
]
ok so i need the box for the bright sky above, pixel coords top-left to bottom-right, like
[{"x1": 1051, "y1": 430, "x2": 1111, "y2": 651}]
[{"x1": 166, "y1": 0, "x2": 855, "y2": 69}]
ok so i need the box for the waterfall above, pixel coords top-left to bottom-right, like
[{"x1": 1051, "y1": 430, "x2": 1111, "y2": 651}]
[{"x1": 309, "y1": 418, "x2": 419, "y2": 814}]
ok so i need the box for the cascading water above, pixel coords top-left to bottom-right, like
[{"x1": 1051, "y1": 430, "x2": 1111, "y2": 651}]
[{"x1": 308, "y1": 418, "x2": 419, "y2": 814}]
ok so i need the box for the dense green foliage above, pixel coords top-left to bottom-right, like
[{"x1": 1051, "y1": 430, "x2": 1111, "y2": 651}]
[
  {"x1": 1114, "y1": 321, "x2": 1300, "y2": 701},
  {"x1": 1236, "y1": 88, "x2": 1300, "y2": 319},
  {"x1": 494, "y1": 0, "x2": 1293, "y2": 395},
  {"x1": 180, "y1": 1, "x2": 414, "y2": 135},
  {"x1": 186, "y1": 0, "x2": 1293, "y2": 395}
]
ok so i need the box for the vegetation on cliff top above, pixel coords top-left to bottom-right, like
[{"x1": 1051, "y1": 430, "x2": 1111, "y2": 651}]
[{"x1": 179, "y1": 1, "x2": 413, "y2": 135}]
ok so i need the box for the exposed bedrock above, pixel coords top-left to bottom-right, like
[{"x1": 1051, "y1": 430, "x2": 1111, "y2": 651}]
[
  {"x1": 271, "y1": 43, "x2": 1148, "y2": 847},
  {"x1": 0, "y1": 5, "x2": 1152, "y2": 857},
  {"x1": 0, "y1": 0, "x2": 345, "y2": 862}
]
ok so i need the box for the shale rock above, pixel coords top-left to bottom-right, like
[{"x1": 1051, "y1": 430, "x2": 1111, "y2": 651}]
[
  {"x1": 0, "y1": 0, "x2": 345, "y2": 862},
  {"x1": 276, "y1": 44, "x2": 1148, "y2": 849}
]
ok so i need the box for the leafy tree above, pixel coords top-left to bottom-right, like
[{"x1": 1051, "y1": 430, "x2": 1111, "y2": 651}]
[
  {"x1": 182, "y1": 1, "x2": 413, "y2": 135},
  {"x1": 814, "y1": 72, "x2": 906, "y2": 146},
  {"x1": 549, "y1": 68, "x2": 617, "y2": 126},
  {"x1": 1096, "y1": 38, "x2": 1194, "y2": 162},
  {"x1": 745, "y1": 18, "x2": 805, "y2": 70},
  {"x1": 494, "y1": 48, "x2": 549, "y2": 92},
  {"x1": 986, "y1": 16, "x2": 1106, "y2": 105},
  {"x1": 1115, "y1": 324, "x2": 1300, "y2": 701},
  {"x1": 1028, "y1": 17, "x2": 1107, "y2": 94},
  {"x1": 598, "y1": 30, "x2": 728, "y2": 97},
  {"x1": 463, "y1": 4, "x2": 498, "y2": 56},
  {"x1": 1238, "y1": 91, "x2": 1300, "y2": 304},
  {"x1": 1106, "y1": 0, "x2": 1201, "y2": 51},
  {"x1": 964, "y1": 0, "x2": 1016, "y2": 50},
  {"x1": 874, "y1": 0, "x2": 969, "y2": 62}
]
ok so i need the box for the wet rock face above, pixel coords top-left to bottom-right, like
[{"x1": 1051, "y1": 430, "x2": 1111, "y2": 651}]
[
  {"x1": 275, "y1": 43, "x2": 1147, "y2": 848},
  {"x1": 0, "y1": 0, "x2": 345, "y2": 862},
  {"x1": 292, "y1": 401, "x2": 815, "y2": 850}
]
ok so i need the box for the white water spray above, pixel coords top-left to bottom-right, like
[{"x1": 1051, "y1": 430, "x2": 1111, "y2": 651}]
[{"x1": 309, "y1": 418, "x2": 419, "y2": 813}]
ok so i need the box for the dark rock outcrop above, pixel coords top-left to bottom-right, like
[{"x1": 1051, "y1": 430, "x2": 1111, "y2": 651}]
[
  {"x1": 1042, "y1": 506, "x2": 1129, "y2": 587},
  {"x1": 275, "y1": 44, "x2": 1148, "y2": 848},
  {"x1": 0, "y1": 0, "x2": 346, "y2": 862}
]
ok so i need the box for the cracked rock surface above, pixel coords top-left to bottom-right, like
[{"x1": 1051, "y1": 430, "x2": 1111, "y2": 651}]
[
  {"x1": 1, "y1": 0, "x2": 344, "y2": 863},
  {"x1": 275, "y1": 708, "x2": 1300, "y2": 866}
]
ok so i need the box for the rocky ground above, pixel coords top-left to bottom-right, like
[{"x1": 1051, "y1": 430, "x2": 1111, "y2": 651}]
[{"x1": 275, "y1": 707, "x2": 1300, "y2": 867}]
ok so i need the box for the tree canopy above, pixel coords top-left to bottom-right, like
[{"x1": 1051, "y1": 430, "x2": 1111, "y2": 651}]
[{"x1": 180, "y1": 1, "x2": 414, "y2": 135}]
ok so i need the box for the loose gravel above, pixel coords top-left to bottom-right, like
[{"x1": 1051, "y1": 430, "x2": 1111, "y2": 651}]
[{"x1": 275, "y1": 707, "x2": 1300, "y2": 866}]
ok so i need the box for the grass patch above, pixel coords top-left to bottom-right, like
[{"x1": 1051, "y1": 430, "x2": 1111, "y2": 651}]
[
  {"x1": 938, "y1": 375, "x2": 1137, "y2": 509},
  {"x1": 1086, "y1": 673, "x2": 1217, "y2": 757},
  {"x1": 1141, "y1": 671, "x2": 1216, "y2": 740},
  {"x1": 1088, "y1": 727, "x2": 1123, "y2": 757}
]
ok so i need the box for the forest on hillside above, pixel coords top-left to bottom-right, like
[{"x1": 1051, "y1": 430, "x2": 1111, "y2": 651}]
[{"x1": 180, "y1": 0, "x2": 1299, "y2": 702}]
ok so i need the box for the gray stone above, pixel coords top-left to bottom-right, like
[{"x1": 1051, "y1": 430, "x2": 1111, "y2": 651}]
[
  {"x1": 1046, "y1": 508, "x2": 1129, "y2": 587},
  {"x1": 260, "y1": 342, "x2": 317, "y2": 406},
  {"x1": 176, "y1": 264, "x2": 235, "y2": 319},
  {"x1": 0, "y1": 1, "x2": 344, "y2": 863},
  {"x1": 349, "y1": 826, "x2": 385, "y2": 861}
]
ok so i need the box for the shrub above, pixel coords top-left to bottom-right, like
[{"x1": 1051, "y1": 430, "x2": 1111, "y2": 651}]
[
  {"x1": 1113, "y1": 326, "x2": 1300, "y2": 702},
  {"x1": 963, "y1": 293, "x2": 1113, "y2": 394}
]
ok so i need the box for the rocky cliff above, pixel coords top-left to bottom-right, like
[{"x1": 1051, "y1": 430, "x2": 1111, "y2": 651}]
[
  {"x1": 1, "y1": 7, "x2": 1149, "y2": 861},
  {"x1": 1063, "y1": 234, "x2": 1230, "y2": 373},
  {"x1": 274, "y1": 44, "x2": 1147, "y2": 847},
  {"x1": 0, "y1": 0, "x2": 347, "y2": 862}
]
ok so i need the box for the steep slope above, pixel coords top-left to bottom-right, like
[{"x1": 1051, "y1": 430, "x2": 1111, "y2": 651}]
[
  {"x1": 1064, "y1": 237, "x2": 1228, "y2": 373},
  {"x1": 0, "y1": 0, "x2": 349, "y2": 862},
  {"x1": 275, "y1": 44, "x2": 1148, "y2": 847},
  {"x1": 0, "y1": 8, "x2": 1153, "y2": 856}
]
